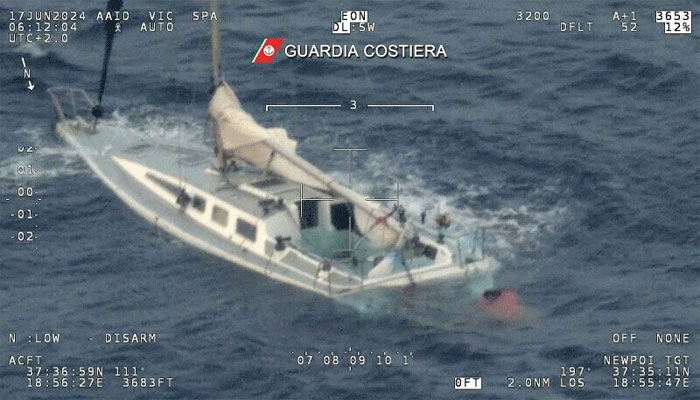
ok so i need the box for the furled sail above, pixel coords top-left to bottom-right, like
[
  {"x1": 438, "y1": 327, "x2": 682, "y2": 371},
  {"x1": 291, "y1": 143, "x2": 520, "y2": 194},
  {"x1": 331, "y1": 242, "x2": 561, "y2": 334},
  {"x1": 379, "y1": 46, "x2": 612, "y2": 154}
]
[
  {"x1": 207, "y1": 82, "x2": 402, "y2": 248},
  {"x1": 205, "y1": 0, "x2": 399, "y2": 247},
  {"x1": 208, "y1": 83, "x2": 328, "y2": 190}
]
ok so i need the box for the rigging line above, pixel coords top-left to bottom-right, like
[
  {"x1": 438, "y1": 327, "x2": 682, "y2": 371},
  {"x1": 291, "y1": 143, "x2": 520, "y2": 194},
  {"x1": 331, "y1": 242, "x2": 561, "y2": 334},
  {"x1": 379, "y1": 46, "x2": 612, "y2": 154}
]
[
  {"x1": 397, "y1": 251, "x2": 416, "y2": 286},
  {"x1": 361, "y1": 63, "x2": 393, "y2": 167},
  {"x1": 178, "y1": 121, "x2": 183, "y2": 188},
  {"x1": 264, "y1": 248, "x2": 275, "y2": 275},
  {"x1": 456, "y1": 237, "x2": 465, "y2": 270},
  {"x1": 351, "y1": 212, "x2": 375, "y2": 252},
  {"x1": 92, "y1": 0, "x2": 123, "y2": 130},
  {"x1": 203, "y1": 115, "x2": 211, "y2": 150},
  {"x1": 352, "y1": 200, "x2": 386, "y2": 252},
  {"x1": 313, "y1": 262, "x2": 321, "y2": 288},
  {"x1": 96, "y1": 0, "x2": 122, "y2": 104}
]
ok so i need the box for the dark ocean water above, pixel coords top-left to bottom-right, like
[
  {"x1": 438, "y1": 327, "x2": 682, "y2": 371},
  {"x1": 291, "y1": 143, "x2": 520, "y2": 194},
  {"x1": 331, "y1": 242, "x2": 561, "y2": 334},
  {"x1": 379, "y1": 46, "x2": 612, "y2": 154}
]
[{"x1": 1, "y1": 1, "x2": 698, "y2": 399}]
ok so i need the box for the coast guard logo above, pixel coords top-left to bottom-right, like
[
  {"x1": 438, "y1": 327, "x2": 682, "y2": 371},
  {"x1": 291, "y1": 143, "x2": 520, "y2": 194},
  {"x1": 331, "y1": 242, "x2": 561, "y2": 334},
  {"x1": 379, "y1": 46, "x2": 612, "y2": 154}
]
[{"x1": 252, "y1": 38, "x2": 284, "y2": 63}]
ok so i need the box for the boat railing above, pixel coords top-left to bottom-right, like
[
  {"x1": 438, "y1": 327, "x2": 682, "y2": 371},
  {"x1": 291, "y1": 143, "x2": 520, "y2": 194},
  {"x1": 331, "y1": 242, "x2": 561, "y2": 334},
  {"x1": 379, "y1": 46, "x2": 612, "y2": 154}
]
[
  {"x1": 407, "y1": 220, "x2": 487, "y2": 265},
  {"x1": 47, "y1": 87, "x2": 95, "y2": 124}
]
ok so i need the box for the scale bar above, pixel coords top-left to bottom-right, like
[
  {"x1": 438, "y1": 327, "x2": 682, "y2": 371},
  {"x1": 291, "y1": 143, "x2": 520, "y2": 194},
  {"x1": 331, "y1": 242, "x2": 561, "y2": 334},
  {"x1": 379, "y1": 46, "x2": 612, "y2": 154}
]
[
  {"x1": 266, "y1": 104, "x2": 342, "y2": 112},
  {"x1": 367, "y1": 104, "x2": 435, "y2": 112},
  {"x1": 365, "y1": 198, "x2": 399, "y2": 202},
  {"x1": 299, "y1": 183, "x2": 334, "y2": 218}
]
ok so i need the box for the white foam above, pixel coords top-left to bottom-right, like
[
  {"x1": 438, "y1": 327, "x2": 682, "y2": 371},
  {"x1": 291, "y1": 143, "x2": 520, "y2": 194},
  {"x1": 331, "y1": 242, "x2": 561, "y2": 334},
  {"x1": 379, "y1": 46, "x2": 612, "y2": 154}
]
[
  {"x1": 0, "y1": 126, "x2": 86, "y2": 182},
  {"x1": 13, "y1": 42, "x2": 48, "y2": 57},
  {"x1": 336, "y1": 151, "x2": 569, "y2": 262},
  {"x1": 3, "y1": 107, "x2": 207, "y2": 183},
  {"x1": 106, "y1": 108, "x2": 205, "y2": 145}
]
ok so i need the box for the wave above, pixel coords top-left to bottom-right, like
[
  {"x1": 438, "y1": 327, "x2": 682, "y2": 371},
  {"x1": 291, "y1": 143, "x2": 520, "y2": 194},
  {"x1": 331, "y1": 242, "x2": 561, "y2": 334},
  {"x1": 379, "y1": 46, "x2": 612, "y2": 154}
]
[
  {"x1": 2, "y1": 106, "x2": 206, "y2": 185},
  {"x1": 106, "y1": 106, "x2": 207, "y2": 144},
  {"x1": 9, "y1": 42, "x2": 47, "y2": 57},
  {"x1": 325, "y1": 150, "x2": 567, "y2": 321},
  {"x1": 10, "y1": 43, "x2": 85, "y2": 71},
  {"x1": 0, "y1": 125, "x2": 85, "y2": 183},
  {"x1": 342, "y1": 151, "x2": 568, "y2": 260}
]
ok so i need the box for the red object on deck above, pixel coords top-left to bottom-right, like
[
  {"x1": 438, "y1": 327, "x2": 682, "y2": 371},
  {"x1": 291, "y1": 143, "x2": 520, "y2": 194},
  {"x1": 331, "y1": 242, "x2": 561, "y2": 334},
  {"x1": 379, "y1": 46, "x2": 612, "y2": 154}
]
[{"x1": 477, "y1": 288, "x2": 523, "y2": 320}]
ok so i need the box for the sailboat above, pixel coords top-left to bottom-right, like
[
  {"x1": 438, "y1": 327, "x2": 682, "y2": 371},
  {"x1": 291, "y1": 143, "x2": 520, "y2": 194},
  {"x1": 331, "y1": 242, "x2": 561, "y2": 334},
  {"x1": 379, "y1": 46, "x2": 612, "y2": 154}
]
[{"x1": 48, "y1": 0, "x2": 497, "y2": 298}]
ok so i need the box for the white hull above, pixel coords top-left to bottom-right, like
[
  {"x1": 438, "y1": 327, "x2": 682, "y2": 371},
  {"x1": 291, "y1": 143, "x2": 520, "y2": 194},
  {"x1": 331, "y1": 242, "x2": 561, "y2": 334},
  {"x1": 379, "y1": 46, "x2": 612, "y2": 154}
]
[{"x1": 49, "y1": 87, "x2": 497, "y2": 298}]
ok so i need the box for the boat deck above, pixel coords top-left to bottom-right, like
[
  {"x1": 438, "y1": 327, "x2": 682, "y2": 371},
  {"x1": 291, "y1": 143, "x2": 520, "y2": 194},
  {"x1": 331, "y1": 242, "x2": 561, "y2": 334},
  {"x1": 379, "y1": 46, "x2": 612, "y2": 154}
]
[{"x1": 48, "y1": 87, "x2": 497, "y2": 298}]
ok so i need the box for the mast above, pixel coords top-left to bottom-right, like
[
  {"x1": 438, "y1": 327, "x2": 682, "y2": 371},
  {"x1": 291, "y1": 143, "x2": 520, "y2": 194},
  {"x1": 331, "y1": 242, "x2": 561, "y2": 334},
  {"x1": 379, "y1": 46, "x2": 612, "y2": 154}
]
[
  {"x1": 210, "y1": 0, "x2": 222, "y2": 87},
  {"x1": 92, "y1": 0, "x2": 123, "y2": 124},
  {"x1": 204, "y1": 1, "x2": 399, "y2": 246}
]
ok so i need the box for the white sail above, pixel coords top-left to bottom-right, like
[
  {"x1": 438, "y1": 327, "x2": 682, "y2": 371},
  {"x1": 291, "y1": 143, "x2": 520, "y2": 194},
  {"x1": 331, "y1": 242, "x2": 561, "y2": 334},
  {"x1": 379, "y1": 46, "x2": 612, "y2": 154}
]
[
  {"x1": 208, "y1": 83, "x2": 402, "y2": 247},
  {"x1": 209, "y1": 83, "x2": 325, "y2": 189}
]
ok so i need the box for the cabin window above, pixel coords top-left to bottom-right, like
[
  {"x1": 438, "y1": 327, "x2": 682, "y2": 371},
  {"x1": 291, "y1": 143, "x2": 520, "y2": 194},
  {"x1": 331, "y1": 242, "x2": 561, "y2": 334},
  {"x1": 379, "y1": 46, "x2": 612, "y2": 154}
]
[
  {"x1": 236, "y1": 218, "x2": 257, "y2": 241},
  {"x1": 297, "y1": 200, "x2": 318, "y2": 229},
  {"x1": 192, "y1": 195, "x2": 206, "y2": 212},
  {"x1": 211, "y1": 205, "x2": 229, "y2": 227},
  {"x1": 423, "y1": 245, "x2": 437, "y2": 260},
  {"x1": 331, "y1": 203, "x2": 355, "y2": 231}
]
